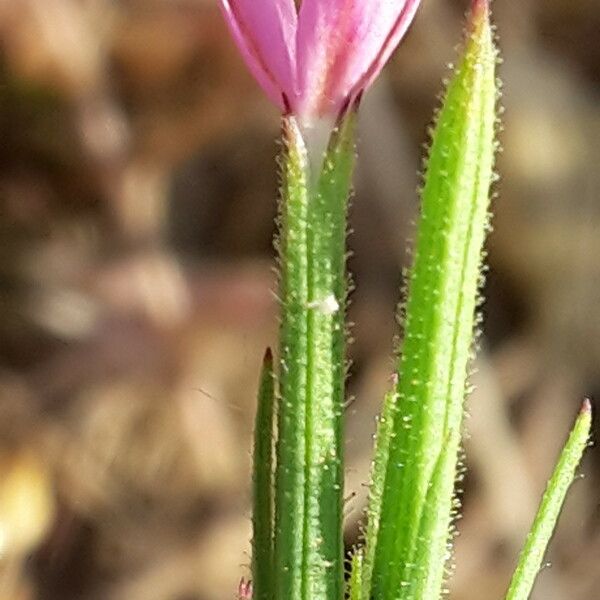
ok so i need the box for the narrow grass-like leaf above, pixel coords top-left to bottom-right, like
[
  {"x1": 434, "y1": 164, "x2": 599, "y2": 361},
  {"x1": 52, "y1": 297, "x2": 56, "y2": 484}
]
[
  {"x1": 252, "y1": 349, "x2": 276, "y2": 600},
  {"x1": 408, "y1": 432, "x2": 458, "y2": 598},
  {"x1": 348, "y1": 549, "x2": 364, "y2": 600},
  {"x1": 505, "y1": 400, "x2": 592, "y2": 600},
  {"x1": 371, "y1": 2, "x2": 497, "y2": 598},
  {"x1": 360, "y1": 390, "x2": 396, "y2": 600}
]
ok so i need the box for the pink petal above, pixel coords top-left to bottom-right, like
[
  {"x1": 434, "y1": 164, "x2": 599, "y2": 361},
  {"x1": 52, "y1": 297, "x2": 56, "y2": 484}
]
[
  {"x1": 356, "y1": 0, "x2": 421, "y2": 94},
  {"x1": 220, "y1": 0, "x2": 298, "y2": 110},
  {"x1": 296, "y1": 0, "x2": 420, "y2": 118}
]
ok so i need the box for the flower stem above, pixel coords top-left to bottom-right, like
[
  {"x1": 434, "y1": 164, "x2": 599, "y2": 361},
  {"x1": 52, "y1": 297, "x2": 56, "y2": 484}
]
[
  {"x1": 274, "y1": 112, "x2": 356, "y2": 600},
  {"x1": 274, "y1": 117, "x2": 311, "y2": 600}
]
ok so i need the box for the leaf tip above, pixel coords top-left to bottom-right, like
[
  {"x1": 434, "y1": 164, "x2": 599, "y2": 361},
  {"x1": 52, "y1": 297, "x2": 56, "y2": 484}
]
[
  {"x1": 263, "y1": 347, "x2": 273, "y2": 368},
  {"x1": 581, "y1": 397, "x2": 592, "y2": 416},
  {"x1": 467, "y1": 0, "x2": 494, "y2": 47},
  {"x1": 470, "y1": 0, "x2": 490, "y2": 19}
]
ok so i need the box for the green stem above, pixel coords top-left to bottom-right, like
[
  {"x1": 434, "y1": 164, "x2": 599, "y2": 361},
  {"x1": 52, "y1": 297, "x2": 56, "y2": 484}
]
[
  {"x1": 274, "y1": 117, "x2": 310, "y2": 600},
  {"x1": 274, "y1": 112, "x2": 356, "y2": 600}
]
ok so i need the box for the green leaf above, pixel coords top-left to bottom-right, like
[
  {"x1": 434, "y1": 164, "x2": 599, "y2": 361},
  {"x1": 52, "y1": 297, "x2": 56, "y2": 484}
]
[
  {"x1": 349, "y1": 549, "x2": 364, "y2": 600},
  {"x1": 252, "y1": 349, "x2": 276, "y2": 600},
  {"x1": 360, "y1": 390, "x2": 396, "y2": 600},
  {"x1": 504, "y1": 400, "x2": 592, "y2": 600},
  {"x1": 408, "y1": 432, "x2": 458, "y2": 598},
  {"x1": 274, "y1": 110, "x2": 356, "y2": 600},
  {"x1": 369, "y1": 2, "x2": 498, "y2": 599}
]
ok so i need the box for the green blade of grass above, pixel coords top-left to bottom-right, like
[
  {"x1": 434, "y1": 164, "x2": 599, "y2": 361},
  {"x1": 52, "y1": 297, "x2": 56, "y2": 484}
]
[
  {"x1": 252, "y1": 349, "x2": 276, "y2": 600},
  {"x1": 408, "y1": 432, "x2": 458, "y2": 599},
  {"x1": 360, "y1": 390, "x2": 396, "y2": 600},
  {"x1": 504, "y1": 400, "x2": 592, "y2": 600},
  {"x1": 349, "y1": 549, "x2": 364, "y2": 600},
  {"x1": 370, "y1": 1, "x2": 498, "y2": 598}
]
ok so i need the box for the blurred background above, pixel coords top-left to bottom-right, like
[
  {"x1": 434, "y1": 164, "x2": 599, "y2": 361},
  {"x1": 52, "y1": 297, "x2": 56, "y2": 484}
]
[{"x1": 0, "y1": 0, "x2": 599, "y2": 598}]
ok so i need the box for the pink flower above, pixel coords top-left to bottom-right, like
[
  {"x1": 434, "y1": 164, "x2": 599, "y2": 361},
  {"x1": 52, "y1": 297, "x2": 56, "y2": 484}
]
[{"x1": 219, "y1": 0, "x2": 421, "y2": 122}]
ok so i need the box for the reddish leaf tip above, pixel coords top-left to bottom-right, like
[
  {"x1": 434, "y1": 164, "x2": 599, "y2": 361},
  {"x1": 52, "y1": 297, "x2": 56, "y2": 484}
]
[
  {"x1": 263, "y1": 347, "x2": 273, "y2": 366},
  {"x1": 581, "y1": 398, "x2": 592, "y2": 415},
  {"x1": 471, "y1": 0, "x2": 490, "y2": 15}
]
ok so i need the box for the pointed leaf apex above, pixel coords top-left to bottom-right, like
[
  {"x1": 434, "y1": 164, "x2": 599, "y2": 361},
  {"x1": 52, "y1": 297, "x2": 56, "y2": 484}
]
[
  {"x1": 471, "y1": 0, "x2": 490, "y2": 17},
  {"x1": 468, "y1": 0, "x2": 492, "y2": 40},
  {"x1": 263, "y1": 347, "x2": 273, "y2": 367},
  {"x1": 581, "y1": 398, "x2": 592, "y2": 415}
]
